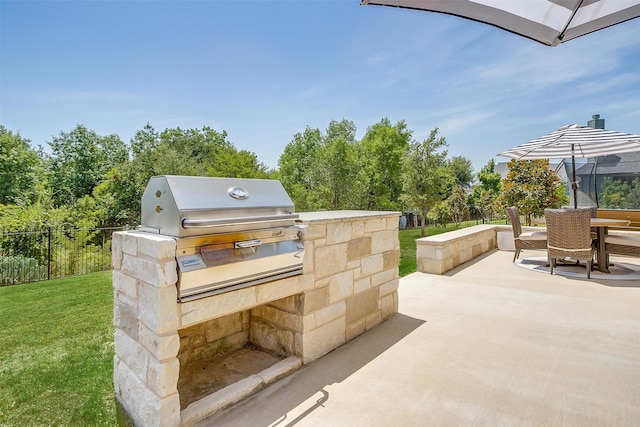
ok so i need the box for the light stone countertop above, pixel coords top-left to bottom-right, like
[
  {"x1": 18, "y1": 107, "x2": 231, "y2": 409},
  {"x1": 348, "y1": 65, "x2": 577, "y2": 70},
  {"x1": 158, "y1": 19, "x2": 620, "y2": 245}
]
[{"x1": 297, "y1": 210, "x2": 400, "y2": 223}]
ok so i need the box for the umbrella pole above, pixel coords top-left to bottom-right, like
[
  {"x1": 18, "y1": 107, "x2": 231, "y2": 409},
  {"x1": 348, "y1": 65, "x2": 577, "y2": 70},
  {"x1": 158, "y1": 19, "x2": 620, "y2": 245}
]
[
  {"x1": 571, "y1": 144, "x2": 578, "y2": 208},
  {"x1": 594, "y1": 156, "x2": 600, "y2": 208}
]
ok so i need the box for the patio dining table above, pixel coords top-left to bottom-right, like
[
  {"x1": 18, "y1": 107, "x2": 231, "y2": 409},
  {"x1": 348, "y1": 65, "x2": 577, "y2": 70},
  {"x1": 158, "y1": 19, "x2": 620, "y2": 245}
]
[{"x1": 532, "y1": 216, "x2": 631, "y2": 273}]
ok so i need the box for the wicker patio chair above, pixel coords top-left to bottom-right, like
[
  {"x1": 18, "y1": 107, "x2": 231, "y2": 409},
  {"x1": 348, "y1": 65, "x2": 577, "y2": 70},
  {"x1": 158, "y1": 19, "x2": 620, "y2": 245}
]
[
  {"x1": 562, "y1": 206, "x2": 598, "y2": 218},
  {"x1": 505, "y1": 207, "x2": 547, "y2": 262},
  {"x1": 604, "y1": 234, "x2": 640, "y2": 258},
  {"x1": 545, "y1": 208, "x2": 595, "y2": 279},
  {"x1": 562, "y1": 206, "x2": 598, "y2": 237}
]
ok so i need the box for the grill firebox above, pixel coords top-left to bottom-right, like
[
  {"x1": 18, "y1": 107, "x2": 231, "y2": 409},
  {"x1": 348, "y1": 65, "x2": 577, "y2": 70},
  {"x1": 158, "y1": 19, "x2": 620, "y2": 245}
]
[{"x1": 140, "y1": 175, "x2": 304, "y2": 301}]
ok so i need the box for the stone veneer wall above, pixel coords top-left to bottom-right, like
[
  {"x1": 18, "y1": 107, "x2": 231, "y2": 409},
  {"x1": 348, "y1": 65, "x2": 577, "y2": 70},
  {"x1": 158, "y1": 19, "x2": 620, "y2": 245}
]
[
  {"x1": 177, "y1": 312, "x2": 250, "y2": 369},
  {"x1": 250, "y1": 294, "x2": 301, "y2": 357},
  {"x1": 112, "y1": 210, "x2": 400, "y2": 427},
  {"x1": 299, "y1": 211, "x2": 400, "y2": 347}
]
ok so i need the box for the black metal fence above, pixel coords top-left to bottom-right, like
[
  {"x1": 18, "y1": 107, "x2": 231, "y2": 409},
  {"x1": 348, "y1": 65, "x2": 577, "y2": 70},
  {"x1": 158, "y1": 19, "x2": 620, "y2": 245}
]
[
  {"x1": 1, "y1": 213, "x2": 509, "y2": 286},
  {"x1": 0, "y1": 226, "x2": 130, "y2": 286},
  {"x1": 400, "y1": 210, "x2": 509, "y2": 229}
]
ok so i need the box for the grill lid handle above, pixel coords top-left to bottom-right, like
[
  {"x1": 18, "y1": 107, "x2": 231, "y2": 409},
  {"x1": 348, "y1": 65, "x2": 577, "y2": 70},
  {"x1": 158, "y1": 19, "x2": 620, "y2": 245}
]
[
  {"x1": 234, "y1": 239, "x2": 262, "y2": 249},
  {"x1": 182, "y1": 213, "x2": 299, "y2": 229}
]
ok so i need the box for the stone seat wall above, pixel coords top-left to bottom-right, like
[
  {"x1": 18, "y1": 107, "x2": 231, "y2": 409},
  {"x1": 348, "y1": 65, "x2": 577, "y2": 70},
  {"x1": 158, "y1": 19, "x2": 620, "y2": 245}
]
[{"x1": 416, "y1": 224, "x2": 501, "y2": 274}]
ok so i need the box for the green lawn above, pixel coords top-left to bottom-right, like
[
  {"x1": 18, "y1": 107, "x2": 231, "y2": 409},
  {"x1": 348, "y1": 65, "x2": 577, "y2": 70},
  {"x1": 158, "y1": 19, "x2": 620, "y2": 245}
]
[
  {"x1": 0, "y1": 222, "x2": 482, "y2": 426},
  {"x1": 0, "y1": 272, "x2": 115, "y2": 426}
]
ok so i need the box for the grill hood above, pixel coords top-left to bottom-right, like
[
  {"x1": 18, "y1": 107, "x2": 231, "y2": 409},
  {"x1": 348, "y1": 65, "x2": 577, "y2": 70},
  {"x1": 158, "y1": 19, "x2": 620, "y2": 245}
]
[{"x1": 141, "y1": 176, "x2": 298, "y2": 237}]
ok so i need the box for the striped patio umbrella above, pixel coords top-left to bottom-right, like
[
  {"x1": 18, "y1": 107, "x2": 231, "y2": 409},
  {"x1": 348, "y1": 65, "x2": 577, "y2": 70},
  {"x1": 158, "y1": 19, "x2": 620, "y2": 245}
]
[
  {"x1": 497, "y1": 124, "x2": 640, "y2": 208},
  {"x1": 360, "y1": 0, "x2": 640, "y2": 47}
]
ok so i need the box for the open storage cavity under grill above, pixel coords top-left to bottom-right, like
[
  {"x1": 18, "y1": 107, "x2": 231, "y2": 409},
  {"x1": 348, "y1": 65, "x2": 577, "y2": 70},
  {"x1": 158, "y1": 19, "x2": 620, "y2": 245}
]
[{"x1": 140, "y1": 175, "x2": 304, "y2": 301}]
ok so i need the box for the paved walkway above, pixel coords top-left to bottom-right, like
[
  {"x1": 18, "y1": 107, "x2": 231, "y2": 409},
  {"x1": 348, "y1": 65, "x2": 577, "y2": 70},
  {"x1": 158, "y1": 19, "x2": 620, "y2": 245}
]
[{"x1": 200, "y1": 250, "x2": 640, "y2": 426}]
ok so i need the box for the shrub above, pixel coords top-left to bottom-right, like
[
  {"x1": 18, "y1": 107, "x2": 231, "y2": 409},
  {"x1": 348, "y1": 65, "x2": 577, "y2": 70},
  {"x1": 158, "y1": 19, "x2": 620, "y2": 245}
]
[{"x1": 0, "y1": 255, "x2": 47, "y2": 285}]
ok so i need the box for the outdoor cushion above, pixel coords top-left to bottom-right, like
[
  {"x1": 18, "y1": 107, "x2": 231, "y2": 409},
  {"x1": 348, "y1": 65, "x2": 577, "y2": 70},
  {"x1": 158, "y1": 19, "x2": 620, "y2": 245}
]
[
  {"x1": 605, "y1": 235, "x2": 640, "y2": 247},
  {"x1": 519, "y1": 231, "x2": 548, "y2": 241}
]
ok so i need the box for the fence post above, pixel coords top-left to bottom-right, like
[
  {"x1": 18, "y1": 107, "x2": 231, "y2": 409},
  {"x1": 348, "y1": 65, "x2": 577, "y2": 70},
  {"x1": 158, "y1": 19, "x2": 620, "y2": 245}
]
[{"x1": 47, "y1": 226, "x2": 51, "y2": 281}]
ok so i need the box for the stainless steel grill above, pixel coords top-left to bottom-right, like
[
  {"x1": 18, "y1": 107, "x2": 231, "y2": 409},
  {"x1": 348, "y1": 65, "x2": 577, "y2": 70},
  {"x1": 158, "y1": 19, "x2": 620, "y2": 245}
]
[{"x1": 141, "y1": 176, "x2": 304, "y2": 302}]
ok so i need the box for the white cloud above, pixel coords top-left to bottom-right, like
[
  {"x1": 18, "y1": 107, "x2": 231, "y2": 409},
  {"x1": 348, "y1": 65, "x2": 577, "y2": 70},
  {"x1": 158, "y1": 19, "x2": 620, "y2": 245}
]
[
  {"x1": 437, "y1": 111, "x2": 493, "y2": 137},
  {"x1": 30, "y1": 90, "x2": 141, "y2": 105}
]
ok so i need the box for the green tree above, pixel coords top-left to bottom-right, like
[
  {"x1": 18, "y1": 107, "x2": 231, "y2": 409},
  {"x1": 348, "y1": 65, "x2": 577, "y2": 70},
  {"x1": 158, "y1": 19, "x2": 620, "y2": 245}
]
[
  {"x1": 448, "y1": 156, "x2": 474, "y2": 188},
  {"x1": 48, "y1": 125, "x2": 128, "y2": 207},
  {"x1": 0, "y1": 126, "x2": 44, "y2": 205},
  {"x1": 318, "y1": 132, "x2": 364, "y2": 209},
  {"x1": 130, "y1": 122, "x2": 159, "y2": 158},
  {"x1": 158, "y1": 126, "x2": 233, "y2": 175},
  {"x1": 475, "y1": 189, "x2": 499, "y2": 222},
  {"x1": 278, "y1": 126, "x2": 324, "y2": 211},
  {"x1": 498, "y1": 159, "x2": 566, "y2": 225},
  {"x1": 100, "y1": 124, "x2": 164, "y2": 224},
  {"x1": 427, "y1": 200, "x2": 451, "y2": 227},
  {"x1": 359, "y1": 118, "x2": 411, "y2": 210},
  {"x1": 95, "y1": 124, "x2": 262, "y2": 226},
  {"x1": 321, "y1": 119, "x2": 364, "y2": 209},
  {"x1": 448, "y1": 186, "x2": 469, "y2": 227},
  {"x1": 0, "y1": 198, "x2": 70, "y2": 231},
  {"x1": 471, "y1": 159, "x2": 502, "y2": 222},
  {"x1": 0, "y1": 202, "x2": 70, "y2": 269},
  {"x1": 477, "y1": 159, "x2": 502, "y2": 195},
  {"x1": 209, "y1": 147, "x2": 272, "y2": 179},
  {"x1": 278, "y1": 120, "x2": 365, "y2": 211},
  {"x1": 400, "y1": 128, "x2": 454, "y2": 236},
  {"x1": 599, "y1": 177, "x2": 640, "y2": 209}
]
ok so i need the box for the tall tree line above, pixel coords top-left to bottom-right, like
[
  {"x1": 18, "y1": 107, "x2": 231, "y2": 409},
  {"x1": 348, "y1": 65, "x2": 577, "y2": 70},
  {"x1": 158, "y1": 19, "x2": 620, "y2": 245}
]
[
  {"x1": 1, "y1": 119, "x2": 476, "y2": 232},
  {"x1": 0, "y1": 124, "x2": 271, "y2": 230},
  {"x1": 278, "y1": 119, "x2": 477, "y2": 235}
]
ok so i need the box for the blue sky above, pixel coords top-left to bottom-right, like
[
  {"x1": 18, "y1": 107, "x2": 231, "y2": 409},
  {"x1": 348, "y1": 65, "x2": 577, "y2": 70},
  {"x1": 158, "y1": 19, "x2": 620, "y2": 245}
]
[{"x1": 1, "y1": 0, "x2": 639, "y2": 173}]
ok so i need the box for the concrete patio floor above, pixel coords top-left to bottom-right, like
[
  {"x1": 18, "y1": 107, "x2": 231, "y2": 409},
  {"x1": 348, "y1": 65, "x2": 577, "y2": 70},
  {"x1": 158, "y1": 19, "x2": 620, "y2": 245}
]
[{"x1": 199, "y1": 249, "x2": 640, "y2": 426}]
